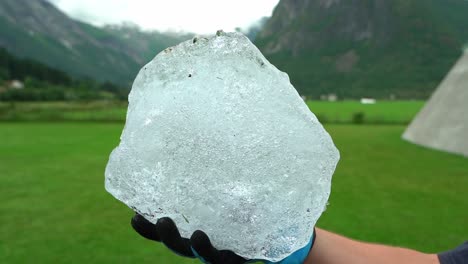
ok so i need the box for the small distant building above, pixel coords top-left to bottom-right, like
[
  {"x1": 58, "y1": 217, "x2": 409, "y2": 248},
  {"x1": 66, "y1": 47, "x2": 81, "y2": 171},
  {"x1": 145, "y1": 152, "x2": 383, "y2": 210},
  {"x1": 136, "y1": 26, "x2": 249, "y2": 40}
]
[
  {"x1": 9, "y1": 80, "x2": 24, "y2": 89},
  {"x1": 320, "y1": 94, "x2": 338, "y2": 102},
  {"x1": 327, "y1": 94, "x2": 338, "y2": 102},
  {"x1": 360, "y1": 98, "x2": 376, "y2": 104}
]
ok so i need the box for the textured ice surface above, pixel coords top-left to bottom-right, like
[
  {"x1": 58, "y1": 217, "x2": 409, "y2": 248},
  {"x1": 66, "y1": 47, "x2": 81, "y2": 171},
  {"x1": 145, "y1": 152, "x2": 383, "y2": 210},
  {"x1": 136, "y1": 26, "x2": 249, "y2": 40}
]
[{"x1": 105, "y1": 31, "x2": 339, "y2": 261}]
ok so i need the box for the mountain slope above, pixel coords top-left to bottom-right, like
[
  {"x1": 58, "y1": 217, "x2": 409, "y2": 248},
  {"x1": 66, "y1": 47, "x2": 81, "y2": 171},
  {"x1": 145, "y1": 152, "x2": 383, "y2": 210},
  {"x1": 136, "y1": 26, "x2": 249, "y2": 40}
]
[
  {"x1": 0, "y1": 48, "x2": 71, "y2": 85},
  {"x1": 255, "y1": 0, "x2": 468, "y2": 99},
  {"x1": 0, "y1": 0, "x2": 189, "y2": 85}
]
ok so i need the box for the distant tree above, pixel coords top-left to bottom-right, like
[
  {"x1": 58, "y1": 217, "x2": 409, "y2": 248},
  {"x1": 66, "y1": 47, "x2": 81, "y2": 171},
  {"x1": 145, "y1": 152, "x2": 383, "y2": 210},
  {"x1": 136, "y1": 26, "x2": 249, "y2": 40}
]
[
  {"x1": 0, "y1": 67, "x2": 10, "y2": 81},
  {"x1": 100, "y1": 81, "x2": 120, "y2": 93},
  {"x1": 24, "y1": 77, "x2": 45, "y2": 89}
]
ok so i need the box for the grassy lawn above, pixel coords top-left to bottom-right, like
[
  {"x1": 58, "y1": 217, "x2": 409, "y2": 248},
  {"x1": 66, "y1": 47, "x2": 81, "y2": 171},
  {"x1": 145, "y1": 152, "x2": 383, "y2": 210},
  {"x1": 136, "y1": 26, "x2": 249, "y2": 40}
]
[
  {"x1": 0, "y1": 101, "x2": 127, "y2": 122},
  {"x1": 1, "y1": 123, "x2": 467, "y2": 263},
  {"x1": 0, "y1": 100, "x2": 424, "y2": 124},
  {"x1": 307, "y1": 100, "x2": 425, "y2": 124}
]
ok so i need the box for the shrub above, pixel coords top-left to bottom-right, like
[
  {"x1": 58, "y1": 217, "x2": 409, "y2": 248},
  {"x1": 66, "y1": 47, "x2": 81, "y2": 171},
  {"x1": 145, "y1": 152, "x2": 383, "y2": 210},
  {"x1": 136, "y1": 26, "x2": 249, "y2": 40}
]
[{"x1": 352, "y1": 112, "x2": 365, "y2": 124}]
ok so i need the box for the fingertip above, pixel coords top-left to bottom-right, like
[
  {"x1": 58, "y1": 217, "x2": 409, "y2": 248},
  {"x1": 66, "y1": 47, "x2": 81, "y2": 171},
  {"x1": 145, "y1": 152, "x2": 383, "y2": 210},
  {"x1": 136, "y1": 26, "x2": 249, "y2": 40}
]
[
  {"x1": 190, "y1": 231, "x2": 246, "y2": 264},
  {"x1": 156, "y1": 217, "x2": 195, "y2": 257},
  {"x1": 130, "y1": 214, "x2": 160, "y2": 241},
  {"x1": 191, "y1": 230, "x2": 209, "y2": 241},
  {"x1": 156, "y1": 217, "x2": 179, "y2": 239},
  {"x1": 132, "y1": 214, "x2": 149, "y2": 228},
  {"x1": 156, "y1": 217, "x2": 177, "y2": 229},
  {"x1": 190, "y1": 230, "x2": 219, "y2": 260},
  {"x1": 190, "y1": 230, "x2": 211, "y2": 249},
  {"x1": 132, "y1": 213, "x2": 147, "y2": 226}
]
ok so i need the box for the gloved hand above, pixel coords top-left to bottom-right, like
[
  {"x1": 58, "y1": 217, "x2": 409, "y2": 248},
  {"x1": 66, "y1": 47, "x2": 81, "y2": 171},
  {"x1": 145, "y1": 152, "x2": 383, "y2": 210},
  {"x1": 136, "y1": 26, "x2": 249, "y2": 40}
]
[{"x1": 131, "y1": 213, "x2": 315, "y2": 264}]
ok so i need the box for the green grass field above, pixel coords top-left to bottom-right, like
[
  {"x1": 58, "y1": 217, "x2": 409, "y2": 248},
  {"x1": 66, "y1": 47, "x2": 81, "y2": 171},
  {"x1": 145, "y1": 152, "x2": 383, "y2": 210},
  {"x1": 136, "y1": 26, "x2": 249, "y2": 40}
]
[
  {"x1": 0, "y1": 101, "x2": 128, "y2": 122},
  {"x1": 1, "y1": 122, "x2": 467, "y2": 263},
  {"x1": 307, "y1": 101, "x2": 425, "y2": 124},
  {"x1": 0, "y1": 100, "x2": 424, "y2": 124}
]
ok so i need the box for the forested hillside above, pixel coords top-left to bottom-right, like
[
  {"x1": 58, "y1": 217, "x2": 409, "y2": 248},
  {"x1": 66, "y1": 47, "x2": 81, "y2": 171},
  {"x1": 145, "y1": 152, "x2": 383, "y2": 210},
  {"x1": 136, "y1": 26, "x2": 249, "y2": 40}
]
[
  {"x1": 0, "y1": 48, "x2": 125, "y2": 101},
  {"x1": 256, "y1": 0, "x2": 468, "y2": 99}
]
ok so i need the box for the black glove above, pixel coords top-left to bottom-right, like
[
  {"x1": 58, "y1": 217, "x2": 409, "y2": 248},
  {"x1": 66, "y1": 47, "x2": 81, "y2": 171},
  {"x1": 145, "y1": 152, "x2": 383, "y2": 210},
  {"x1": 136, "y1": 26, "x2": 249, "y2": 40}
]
[{"x1": 131, "y1": 213, "x2": 248, "y2": 264}]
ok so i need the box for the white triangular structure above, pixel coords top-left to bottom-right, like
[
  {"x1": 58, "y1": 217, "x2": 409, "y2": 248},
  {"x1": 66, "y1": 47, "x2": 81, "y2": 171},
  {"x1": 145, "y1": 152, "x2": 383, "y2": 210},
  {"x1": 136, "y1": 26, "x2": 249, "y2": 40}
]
[{"x1": 403, "y1": 50, "x2": 468, "y2": 157}]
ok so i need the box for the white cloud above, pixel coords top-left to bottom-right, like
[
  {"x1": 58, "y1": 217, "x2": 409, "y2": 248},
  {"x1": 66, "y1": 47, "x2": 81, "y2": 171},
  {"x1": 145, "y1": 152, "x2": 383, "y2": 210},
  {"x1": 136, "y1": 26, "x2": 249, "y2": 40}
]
[{"x1": 47, "y1": 0, "x2": 279, "y2": 34}]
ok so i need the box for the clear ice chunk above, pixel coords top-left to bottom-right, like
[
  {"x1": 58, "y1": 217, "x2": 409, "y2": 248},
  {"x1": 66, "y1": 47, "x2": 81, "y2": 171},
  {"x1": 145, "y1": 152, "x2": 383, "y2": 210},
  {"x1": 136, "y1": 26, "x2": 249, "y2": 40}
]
[{"x1": 105, "y1": 31, "x2": 339, "y2": 261}]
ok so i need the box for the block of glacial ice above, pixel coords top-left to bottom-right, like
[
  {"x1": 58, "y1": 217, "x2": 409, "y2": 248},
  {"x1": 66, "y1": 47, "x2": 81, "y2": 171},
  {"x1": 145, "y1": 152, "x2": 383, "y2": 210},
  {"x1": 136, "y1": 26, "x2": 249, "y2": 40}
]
[{"x1": 105, "y1": 31, "x2": 339, "y2": 261}]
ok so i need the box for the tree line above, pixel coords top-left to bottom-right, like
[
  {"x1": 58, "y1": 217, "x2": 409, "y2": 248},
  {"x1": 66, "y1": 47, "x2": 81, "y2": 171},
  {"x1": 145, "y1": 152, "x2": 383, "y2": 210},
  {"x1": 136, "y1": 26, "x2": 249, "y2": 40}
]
[{"x1": 0, "y1": 48, "x2": 128, "y2": 101}]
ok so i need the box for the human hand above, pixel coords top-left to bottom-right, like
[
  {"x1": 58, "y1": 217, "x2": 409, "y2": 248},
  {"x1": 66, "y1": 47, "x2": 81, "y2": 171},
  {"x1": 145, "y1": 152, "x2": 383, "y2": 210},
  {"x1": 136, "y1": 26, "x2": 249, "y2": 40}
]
[{"x1": 131, "y1": 213, "x2": 315, "y2": 264}]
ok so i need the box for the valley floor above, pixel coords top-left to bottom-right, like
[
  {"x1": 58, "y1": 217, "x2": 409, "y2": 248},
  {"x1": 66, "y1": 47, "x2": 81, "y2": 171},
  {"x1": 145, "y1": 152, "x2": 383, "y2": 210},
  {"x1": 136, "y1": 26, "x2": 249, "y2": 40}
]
[
  {"x1": 0, "y1": 123, "x2": 466, "y2": 263},
  {"x1": 0, "y1": 100, "x2": 425, "y2": 124}
]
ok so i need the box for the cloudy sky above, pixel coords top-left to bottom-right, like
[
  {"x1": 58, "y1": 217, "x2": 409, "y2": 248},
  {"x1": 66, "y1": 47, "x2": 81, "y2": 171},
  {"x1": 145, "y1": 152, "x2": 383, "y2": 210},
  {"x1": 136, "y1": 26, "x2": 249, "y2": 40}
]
[{"x1": 47, "y1": 0, "x2": 280, "y2": 34}]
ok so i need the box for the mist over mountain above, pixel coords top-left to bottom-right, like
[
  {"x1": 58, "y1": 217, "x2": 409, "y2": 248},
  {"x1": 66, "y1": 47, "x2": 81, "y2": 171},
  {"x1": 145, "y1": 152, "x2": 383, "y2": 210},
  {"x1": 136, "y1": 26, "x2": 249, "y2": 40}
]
[
  {"x1": 255, "y1": 0, "x2": 468, "y2": 99},
  {"x1": 0, "y1": 0, "x2": 190, "y2": 85},
  {"x1": 240, "y1": 17, "x2": 270, "y2": 41}
]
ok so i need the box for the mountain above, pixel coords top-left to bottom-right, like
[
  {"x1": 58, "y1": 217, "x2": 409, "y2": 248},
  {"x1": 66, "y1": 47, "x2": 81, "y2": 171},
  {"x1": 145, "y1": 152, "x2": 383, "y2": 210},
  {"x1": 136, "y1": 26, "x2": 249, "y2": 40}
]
[
  {"x1": 0, "y1": 0, "x2": 190, "y2": 85},
  {"x1": 255, "y1": 0, "x2": 468, "y2": 99},
  {"x1": 0, "y1": 47, "x2": 71, "y2": 85}
]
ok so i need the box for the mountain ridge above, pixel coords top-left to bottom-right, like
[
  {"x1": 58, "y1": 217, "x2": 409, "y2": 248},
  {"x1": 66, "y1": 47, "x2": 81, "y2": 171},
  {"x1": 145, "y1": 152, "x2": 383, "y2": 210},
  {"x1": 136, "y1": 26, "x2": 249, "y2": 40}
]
[
  {"x1": 255, "y1": 0, "x2": 468, "y2": 98},
  {"x1": 0, "y1": 0, "x2": 190, "y2": 85}
]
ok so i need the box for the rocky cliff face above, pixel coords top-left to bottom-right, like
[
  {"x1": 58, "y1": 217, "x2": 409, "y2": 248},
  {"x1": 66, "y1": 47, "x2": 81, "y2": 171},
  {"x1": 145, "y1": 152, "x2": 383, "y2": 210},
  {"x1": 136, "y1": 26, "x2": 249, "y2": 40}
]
[
  {"x1": 256, "y1": 0, "x2": 468, "y2": 98},
  {"x1": 0, "y1": 0, "x2": 188, "y2": 84},
  {"x1": 259, "y1": 0, "x2": 396, "y2": 55},
  {"x1": 0, "y1": 0, "x2": 98, "y2": 48}
]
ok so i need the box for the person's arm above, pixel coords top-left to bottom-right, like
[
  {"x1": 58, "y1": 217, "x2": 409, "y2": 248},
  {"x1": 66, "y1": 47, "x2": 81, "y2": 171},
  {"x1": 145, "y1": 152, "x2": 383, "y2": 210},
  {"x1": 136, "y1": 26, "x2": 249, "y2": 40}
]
[{"x1": 305, "y1": 228, "x2": 440, "y2": 264}]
